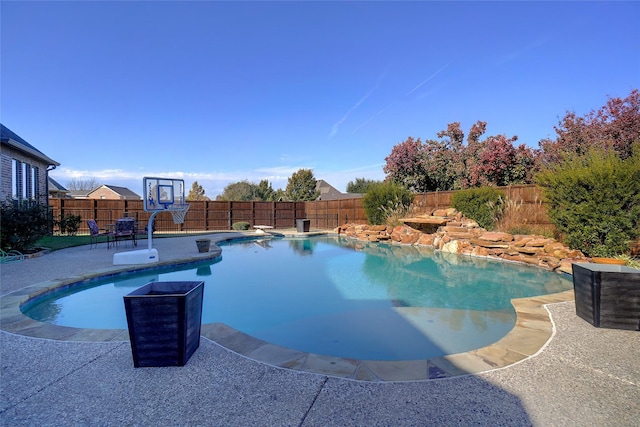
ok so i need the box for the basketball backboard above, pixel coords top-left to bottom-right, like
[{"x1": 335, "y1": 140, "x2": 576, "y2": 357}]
[{"x1": 143, "y1": 177, "x2": 186, "y2": 212}]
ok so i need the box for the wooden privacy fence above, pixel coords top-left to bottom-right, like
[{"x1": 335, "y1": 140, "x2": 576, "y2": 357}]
[
  {"x1": 411, "y1": 184, "x2": 551, "y2": 226},
  {"x1": 50, "y1": 199, "x2": 306, "y2": 234},
  {"x1": 50, "y1": 184, "x2": 551, "y2": 234}
]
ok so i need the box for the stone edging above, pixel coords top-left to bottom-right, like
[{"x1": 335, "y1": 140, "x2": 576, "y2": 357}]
[{"x1": 336, "y1": 209, "x2": 590, "y2": 275}]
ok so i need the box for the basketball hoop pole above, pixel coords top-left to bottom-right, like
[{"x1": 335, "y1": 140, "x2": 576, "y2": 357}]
[{"x1": 147, "y1": 211, "x2": 160, "y2": 250}]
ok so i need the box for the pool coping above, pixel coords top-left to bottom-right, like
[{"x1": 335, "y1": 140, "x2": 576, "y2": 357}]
[{"x1": 0, "y1": 232, "x2": 575, "y2": 382}]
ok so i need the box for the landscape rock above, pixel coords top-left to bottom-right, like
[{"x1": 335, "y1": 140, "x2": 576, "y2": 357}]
[{"x1": 338, "y1": 209, "x2": 589, "y2": 275}]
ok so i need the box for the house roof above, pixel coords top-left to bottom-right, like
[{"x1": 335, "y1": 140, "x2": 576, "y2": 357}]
[
  {"x1": 88, "y1": 185, "x2": 141, "y2": 199},
  {"x1": 0, "y1": 124, "x2": 60, "y2": 167},
  {"x1": 68, "y1": 190, "x2": 92, "y2": 198},
  {"x1": 48, "y1": 177, "x2": 69, "y2": 193},
  {"x1": 315, "y1": 179, "x2": 363, "y2": 200}
]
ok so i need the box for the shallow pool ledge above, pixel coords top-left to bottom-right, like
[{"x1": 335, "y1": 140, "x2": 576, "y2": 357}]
[{"x1": 200, "y1": 289, "x2": 575, "y2": 382}]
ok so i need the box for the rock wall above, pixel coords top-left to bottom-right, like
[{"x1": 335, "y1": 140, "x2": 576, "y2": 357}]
[{"x1": 335, "y1": 209, "x2": 588, "y2": 275}]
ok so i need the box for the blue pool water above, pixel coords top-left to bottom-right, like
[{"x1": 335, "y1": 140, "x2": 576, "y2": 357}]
[{"x1": 23, "y1": 236, "x2": 572, "y2": 360}]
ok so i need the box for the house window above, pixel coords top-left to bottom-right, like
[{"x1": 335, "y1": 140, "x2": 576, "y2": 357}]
[
  {"x1": 11, "y1": 159, "x2": 19, "y2": 199},
  {"x1": 31, "y1": 167, "x2": 39, "y2": 200},
  {"x1": 9, "y1": 160, "x2": 40, "y2": 201},
  {"x1": 24, "y1": 163, "x2": 31, "y2": 199}
]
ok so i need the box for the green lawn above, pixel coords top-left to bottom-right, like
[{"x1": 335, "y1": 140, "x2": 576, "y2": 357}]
[
  {"x1": 36, "y1": 235, "x2": 92, "y2": 251},
  {"x1": 36, "y1": 232, "x2": 215, "y2": 252}
]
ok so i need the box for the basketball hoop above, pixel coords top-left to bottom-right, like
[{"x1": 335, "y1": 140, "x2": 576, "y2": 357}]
[{"x1": 168, "y1": 204, "x2": 190, "y2": 224}]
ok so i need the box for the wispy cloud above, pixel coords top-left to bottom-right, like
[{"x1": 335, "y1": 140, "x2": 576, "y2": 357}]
[
  {"x1": 329, "y1": 70, "x2": 387, "y2": 138},
  {"x1": 495, "y1": 37, "x2": 550, "y2": 66},
  {"x1": 352, "y1": 62, "x2": 451, "y2": 134},
  {"x1": 404, "y1": 62, "x2": 451, "y2": 97},
  {"x1": 352, "y1": 103, "x2": 395, "y2": 134}
]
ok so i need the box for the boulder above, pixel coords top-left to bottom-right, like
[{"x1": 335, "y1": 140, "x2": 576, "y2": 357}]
[
  {"x1": 479, "y1": 232, "x2": 514, "y2": 242},
  {"x1": 335, "y1": 216, "x2": 589, "y2": 275},
  {"x1": 441, "y1": 240, "x2": 459, "y2": 254}
]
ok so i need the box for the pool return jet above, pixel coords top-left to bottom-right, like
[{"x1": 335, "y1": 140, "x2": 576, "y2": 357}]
[{"x1": 113, "y1": 177, "x2": 190, "y2": 265}]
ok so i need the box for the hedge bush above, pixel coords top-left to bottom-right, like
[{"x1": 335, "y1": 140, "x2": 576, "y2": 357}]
[
  {"x1": 232, "y1": 221, "x2": 250, "y2": 230},
  {"x1": 55, "y1": 213, "x2": 82, "y2": 236},
  {"x1": 0, "y1": 200, "x2": 51, "y2": 252},
  {"x1": 451, "y1": 187, "x2": 504, "y2": 230},
  {"x1": 536, "y1": 148, "x2": 640, "y2": 257},
  {"x1": 362, "y1": 182, "x2": 414, "y2": 225}
]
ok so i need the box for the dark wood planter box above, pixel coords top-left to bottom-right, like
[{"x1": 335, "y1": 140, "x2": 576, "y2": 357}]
[
  {"x1": 124, "y1": 281, "x2": 205, "y2": 367},
  {"x1": 572, "y1": 263, "x2": 640, "y2": 331},
  {"x1": 196, "y1": 239, "x2": 211, "y2": 253}
]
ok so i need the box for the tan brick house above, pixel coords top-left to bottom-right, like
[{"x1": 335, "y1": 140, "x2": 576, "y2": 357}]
[
  {"x1": 87, "y1": 185, "x2": 140, "y2": 200},
  {"x1": 1, "y1": 124, "x2": 59, "y2": 206}
]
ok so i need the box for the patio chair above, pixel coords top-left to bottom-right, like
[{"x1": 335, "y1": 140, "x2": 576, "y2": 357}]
[
  {"x1": 110, "y1": 218, "x2": 137, "y2": 249},
  {"x1": 87, "y1": 219, "x2": 110, "y2": 249}
]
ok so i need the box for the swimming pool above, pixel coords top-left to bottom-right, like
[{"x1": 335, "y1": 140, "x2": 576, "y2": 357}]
[{"x1": 23, "y1": 235, "x2": 572, "y2": 360}]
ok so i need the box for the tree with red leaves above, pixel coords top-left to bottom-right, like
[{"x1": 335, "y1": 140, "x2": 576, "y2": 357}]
[
  {"x1": 384, "y1": 121, "x2": 533, "y2": 191},
  {"x1": 383, "y1": 136, "x2": 431, "y2": 192},
  {"x1": 539, "y1": 89, "x2": 640, "y2": 165}
]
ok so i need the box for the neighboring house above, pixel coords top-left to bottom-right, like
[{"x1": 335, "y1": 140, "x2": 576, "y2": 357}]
[
  {"x1": 86, "y1": 185, "x2": 141, "y2": 200},
  {"x1": 316, "y1": 179, "x2": 363, "y2": 201},
  {"x1": 48, "y1": 177, "x2": 70, "y2": 199},
  {"x1": 1, "y1": 124, "x2": 60, "y2": 205},
  {"x1": 67, "y1": 189, "x2": 92, "y2": 199}
]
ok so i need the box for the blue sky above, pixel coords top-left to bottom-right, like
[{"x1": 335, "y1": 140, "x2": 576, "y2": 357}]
[{"x1": 2, "y1": 1, "x2": 639, "y2": 198}]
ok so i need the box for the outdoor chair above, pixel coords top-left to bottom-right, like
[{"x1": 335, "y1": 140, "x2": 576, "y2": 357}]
[
  {"x1": 110, "y1": 218, "x2": 137, "y2": 249},
  {"x1": 86, "y1": 219, "x2": 110, "y2": 249}
]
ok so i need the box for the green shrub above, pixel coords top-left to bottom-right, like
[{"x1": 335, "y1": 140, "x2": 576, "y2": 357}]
[
  {"x1": 55, "y1": 213, "x2": 82, "y2": 236},
  {"x1": 232, "y1": 221, "x2": 250, "y2": 230},
  {"x1": 362, "y1": 182, "x2": 414, "y2": 225},
  {"x1": 536, "y1": 148, "x2": 640, "y2": 257},
  {"x1": 0, "y1": 199, "x2": 52, "y2": 251},
  {"x1": 451, "y1": 187, "x2": 504, "y2": 230}
]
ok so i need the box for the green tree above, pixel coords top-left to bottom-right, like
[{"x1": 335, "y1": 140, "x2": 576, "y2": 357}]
[
  {"x1": 284, "y1": 169, "x2": 320, "y2": 201},
  {"x1": 536, "y1": 147, "x2": 640, "y2": 257},
  {"x1": 186, "y1": 181, "x2": 209, "y2": 201},
  {"x1": 255, "y1": 179, "x2": 277, "y2": 201},
  {"x1": 346, "y1": 178, "x2": 380, "y2": 193},
  {"x1": 217, "y1": 181, "x2": 259, "y2": 201}
]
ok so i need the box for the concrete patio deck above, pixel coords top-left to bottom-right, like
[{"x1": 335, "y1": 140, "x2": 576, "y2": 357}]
[{"x1": 1, "y1": 232, "x2": 638, "y2": 426}]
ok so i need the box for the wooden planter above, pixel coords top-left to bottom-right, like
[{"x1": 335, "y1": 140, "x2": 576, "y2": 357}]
[
  {"x1": 572, "y1": 263, "x2": 640, "y2": 331},
  {"x1": 124, "y1": 281, "x2": 205, "y2": 367},
  {"x1": 196, "y1": 239, "x2": 211, "y2": 253}
]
